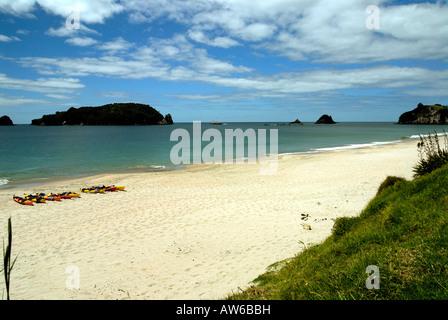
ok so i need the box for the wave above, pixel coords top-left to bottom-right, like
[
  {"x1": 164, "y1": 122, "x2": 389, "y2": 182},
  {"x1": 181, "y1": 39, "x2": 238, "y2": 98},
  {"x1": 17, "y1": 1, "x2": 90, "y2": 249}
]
[
  {"x1": 0, "y1": 179, "x2": 9, "y2": 186},
  {"x1": 312, "y1": 140, "x2": 403, "y2": 152},
  {"x1": 128, "y1": 165, "x2": 166, "y2": 170},
  {"x1": 409, "y1": 132, "x2": 447, "y2": 139}
]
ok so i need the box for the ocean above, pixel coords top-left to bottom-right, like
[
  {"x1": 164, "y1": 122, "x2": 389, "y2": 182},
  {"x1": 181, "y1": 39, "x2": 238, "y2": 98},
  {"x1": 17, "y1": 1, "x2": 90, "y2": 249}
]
[{"x1": 1, "y1": 122, "x2": 447, "y2": 189}]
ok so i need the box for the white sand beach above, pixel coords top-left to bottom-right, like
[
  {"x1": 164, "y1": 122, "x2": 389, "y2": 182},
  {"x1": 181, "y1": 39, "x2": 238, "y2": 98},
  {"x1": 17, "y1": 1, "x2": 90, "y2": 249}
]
[{"x1": 0, "y1": 140, "x2": 419, "y2": 300}]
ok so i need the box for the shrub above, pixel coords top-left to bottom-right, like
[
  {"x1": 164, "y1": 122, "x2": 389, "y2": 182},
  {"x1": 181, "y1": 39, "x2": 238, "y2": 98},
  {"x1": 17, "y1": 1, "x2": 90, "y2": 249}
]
[
  {"x1": 376, "y1": 176, "x2": 406, "y2": 195},
  {"x1": 413, "y1": 131, "x2": 448, "y2": 178}
]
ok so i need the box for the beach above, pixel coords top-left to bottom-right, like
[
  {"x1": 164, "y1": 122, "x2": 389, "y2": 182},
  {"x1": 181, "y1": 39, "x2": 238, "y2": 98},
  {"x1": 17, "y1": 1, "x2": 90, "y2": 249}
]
[{"x1": 0, "y1": 139, "x2": 419, "y2": 300}]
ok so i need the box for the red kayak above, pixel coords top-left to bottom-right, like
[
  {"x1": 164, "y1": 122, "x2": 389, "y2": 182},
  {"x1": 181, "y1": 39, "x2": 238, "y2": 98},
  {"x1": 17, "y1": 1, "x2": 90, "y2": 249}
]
[
  {"x1": 13, "y1": 196, "x2": 34, "y2": 206},
  {"x1": 38, "y1": 193, "x2": 61, "y2": 201}
]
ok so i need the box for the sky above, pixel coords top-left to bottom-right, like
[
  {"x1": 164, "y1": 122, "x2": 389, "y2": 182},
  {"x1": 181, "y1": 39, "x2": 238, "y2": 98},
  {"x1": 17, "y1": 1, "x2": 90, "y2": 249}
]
[{"x1": 0, "y1": 0, "x2": 447, "y2": 124}]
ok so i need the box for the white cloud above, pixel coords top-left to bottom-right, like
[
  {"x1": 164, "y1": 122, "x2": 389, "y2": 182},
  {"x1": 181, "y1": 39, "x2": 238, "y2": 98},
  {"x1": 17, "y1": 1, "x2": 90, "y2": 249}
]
[
  {"x1": 2, "y1": 0, "x2": 448, "y2": 106},
  {"x1": 0, "y1": 0, "x2": 123, "y2": 23},
  {"x1": 0, "y1": 73, "x2": 85, "y2": 93},
  {"x1": 16, "y1": 29, "x2": 30, "y2": 35},
  {"x1": 100, "y1": 91, "x2": 130, "y2": 98},
  {"x1": 235, "y1": 23, "x2": 276, "y2": 42},
  {"x1": 4, "y1": 0, "x2": 447, "y2": 65},
  {"x1": 45, "y1": 24, "x2": 101, "y2": 37},
  {"x1": 15, "y1": 44, "x2": 448, "y2": 98},
  {"x1": 97, "y1": 37, "x2": 133, "y2": 53},
  {"x1": 119, "y1": 0, "x2": 448, "y2": 64},
  {"x1": 46, "y1": 93, "x2": 73, "y2": 99},
  {"x1": 0, "y1": 94, "x2": 47, "y2": 106},
  {"x1": 263, "y1": 0, "x2": 448, "y2": 63},
  {"x1": 188, "y1": 30, "x2": 240, "y2": 48},
  {"x1": 65, "y1": 37, "x2": 98, "y2": 47},
  {"x1": 0, "y1": 34, "x2": 20, "y2": 42}
]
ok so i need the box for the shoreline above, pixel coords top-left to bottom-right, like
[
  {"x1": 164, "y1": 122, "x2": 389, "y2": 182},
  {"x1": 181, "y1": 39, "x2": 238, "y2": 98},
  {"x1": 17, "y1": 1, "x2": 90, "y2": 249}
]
[
  {"x1": 0, "y1": 139, "x2": 420, "y2": 300},
  {"x1": 0, "y1": 137, "x2": 417, "y2": 192}
]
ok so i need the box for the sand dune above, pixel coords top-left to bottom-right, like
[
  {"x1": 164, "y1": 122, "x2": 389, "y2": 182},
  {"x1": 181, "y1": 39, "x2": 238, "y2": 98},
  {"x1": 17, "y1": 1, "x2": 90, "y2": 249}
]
[{"x1": 0, "y1": 140, "x2": 419, "y2": 300}]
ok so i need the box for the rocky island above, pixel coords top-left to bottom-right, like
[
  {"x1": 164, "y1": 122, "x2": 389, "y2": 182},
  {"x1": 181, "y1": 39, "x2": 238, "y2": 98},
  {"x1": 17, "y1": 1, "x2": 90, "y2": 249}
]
[
  {"x1": 397, "y1": 103, "x2": 448, "y2": 124},
  {"x1": 288, "y1": 119, "x2": 304, "y2": 125},
  {"x1": 0, "y1": 115, "x2": 14, "y2": 126},
  {"x1": 31, "y1": 103, "x2": 173, "y2": 126},
  {"x1": 315, "y1": 114, "x2": 336, "y2": 124}
]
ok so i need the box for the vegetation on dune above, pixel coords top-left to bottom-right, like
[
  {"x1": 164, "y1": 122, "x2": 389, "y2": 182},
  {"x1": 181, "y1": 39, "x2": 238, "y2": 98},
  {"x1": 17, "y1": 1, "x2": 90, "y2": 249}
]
[
  {"x1": 414, "y1": 131, "x2": 448, "y2": 178},
  {"x1": 228, "y1": 132, "x2": 448, "y2": 300}
]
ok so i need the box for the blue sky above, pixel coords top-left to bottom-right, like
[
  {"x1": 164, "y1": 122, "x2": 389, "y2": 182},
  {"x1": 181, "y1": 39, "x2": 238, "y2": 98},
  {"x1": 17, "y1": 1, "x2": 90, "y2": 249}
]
[{"x1": 0, "y1": 0, "x2": 447, "y2": 124}]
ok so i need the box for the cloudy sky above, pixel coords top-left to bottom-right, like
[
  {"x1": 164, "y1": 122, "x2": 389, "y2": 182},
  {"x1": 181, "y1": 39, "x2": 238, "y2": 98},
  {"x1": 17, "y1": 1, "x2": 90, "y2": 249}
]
[{"x1": 0, "y1": 0, "x2": 447, "y2": 123}]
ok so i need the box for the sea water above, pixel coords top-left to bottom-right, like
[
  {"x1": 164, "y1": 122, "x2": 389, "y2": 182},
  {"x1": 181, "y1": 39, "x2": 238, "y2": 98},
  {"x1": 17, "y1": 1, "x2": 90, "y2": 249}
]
[{"x1": 1, "y1": 122, "x2": 447, "y2": 189}]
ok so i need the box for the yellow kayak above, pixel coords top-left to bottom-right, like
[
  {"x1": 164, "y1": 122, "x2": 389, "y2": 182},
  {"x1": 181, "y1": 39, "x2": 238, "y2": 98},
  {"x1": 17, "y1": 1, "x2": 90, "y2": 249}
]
[
  {"x1": 59, "y1": 192, "x2": 81, "y2": 198},
  {"x1": 81, "y1": 188, "x2": 105, "y2": 193},
  {"x1": 24, "y1": 194, "x2": 46, "y2": 203},
  {"x1": 106, "y1": 185, "x2": 125, "y2": 191}
]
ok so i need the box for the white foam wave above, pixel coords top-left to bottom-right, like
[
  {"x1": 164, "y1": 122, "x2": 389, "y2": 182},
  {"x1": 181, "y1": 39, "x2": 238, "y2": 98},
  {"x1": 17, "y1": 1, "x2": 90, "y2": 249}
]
[
  {"x1": 129, "y1": 165, "x2": 166, "y2": 169},
  {"x1": 0, "y1": 179, "x2": 9, "y2": 186},
  {"x1": 313, "y1": 140, "x2": 402, "y2": 152},
  {"x1": 409, "y1": 132, "x2": 447, "y2": 139}
]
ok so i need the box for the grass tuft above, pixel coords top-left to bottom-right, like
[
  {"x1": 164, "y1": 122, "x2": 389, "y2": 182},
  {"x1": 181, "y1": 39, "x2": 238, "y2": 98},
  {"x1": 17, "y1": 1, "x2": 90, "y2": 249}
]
[{"x1": 2, "y1": 217, "x2": 17, "y2": 300}]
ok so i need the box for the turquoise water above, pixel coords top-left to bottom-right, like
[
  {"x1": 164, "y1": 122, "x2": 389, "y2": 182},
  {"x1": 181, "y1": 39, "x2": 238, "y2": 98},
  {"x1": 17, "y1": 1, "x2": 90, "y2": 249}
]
[{"x1": 1, "y1": 122, "x2": 447, "y2": 188}]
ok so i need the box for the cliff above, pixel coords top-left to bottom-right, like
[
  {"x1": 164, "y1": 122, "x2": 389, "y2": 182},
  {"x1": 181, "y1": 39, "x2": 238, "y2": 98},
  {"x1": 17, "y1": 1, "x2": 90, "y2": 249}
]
[
  {"x1": 31, "y1": 103, "x2": 173, "y2": 126},
  {"x1": 0, "y1": 115, "x2": 14, "y2": 126},
  {"x1": 397, "y1": 103, "x2": 448, "y2": 124}
]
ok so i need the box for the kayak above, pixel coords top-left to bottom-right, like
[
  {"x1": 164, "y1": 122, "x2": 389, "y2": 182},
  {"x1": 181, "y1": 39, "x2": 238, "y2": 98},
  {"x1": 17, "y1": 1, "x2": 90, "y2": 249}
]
[
  {"x1": 59, "y1": 191, "x2": 80, "y2": 198},
  {"x1": 13, "y1": 196, "x2": 34, "y2": 206},
  {"x1": 81, "y1": 187, "x2": 105, "y2": 193},
  {"x1": 94, "y1": 186, "x2": 116, "y2": 192},
  {"x1": 38, "y1": 193, "x2": 61, "y2": 201},
  {"x1": 24, "y1": 194, "x2": 46, "y2": 203},
  {"x1": 108, "y1": 185, "x2": 125, "y2": 191}
]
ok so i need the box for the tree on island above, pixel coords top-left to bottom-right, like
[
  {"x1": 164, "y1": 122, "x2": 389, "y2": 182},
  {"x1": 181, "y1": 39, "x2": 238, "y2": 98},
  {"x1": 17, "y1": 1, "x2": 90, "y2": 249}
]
[
  {"x1": 398, "y1": 103, "x2": 448, "y2": 124},
  {"x1": 31, "y1": 103, "x2": 174, "y2": 126}
]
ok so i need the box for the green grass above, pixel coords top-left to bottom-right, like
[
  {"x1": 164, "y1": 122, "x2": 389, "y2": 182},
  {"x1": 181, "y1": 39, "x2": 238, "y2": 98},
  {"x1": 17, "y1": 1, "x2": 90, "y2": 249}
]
[{"x1": 228, "y1": 164, "x2": 448, "y2": 300}]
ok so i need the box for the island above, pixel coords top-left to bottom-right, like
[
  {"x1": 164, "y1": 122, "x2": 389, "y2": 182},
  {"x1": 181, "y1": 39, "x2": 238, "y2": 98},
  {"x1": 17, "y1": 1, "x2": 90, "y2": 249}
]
[
  {"x1": 31, "y1": 103, "x2": 173, "y2": 126},
  {"x1": 288, "y1": 119, "x2": 304, "y2": 125},
  {"x1": 397, "y1": 103, "x2": 448, "y2": 124},
  {"x1": 315, "y1": 114, "x2": 336, "y2": 124},
  {"x1": 210, "y1": 121, "x2": 223, "y2": 125},
  {"x1": 0, "y1": 115, "x2": 14, "y2": 126}
]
